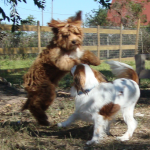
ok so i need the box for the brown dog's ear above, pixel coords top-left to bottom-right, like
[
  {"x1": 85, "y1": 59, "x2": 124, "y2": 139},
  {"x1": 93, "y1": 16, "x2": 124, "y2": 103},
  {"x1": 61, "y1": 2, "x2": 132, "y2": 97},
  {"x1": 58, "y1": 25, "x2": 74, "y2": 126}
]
[
  {"x1": 48, "y1": 19, "x2": 59, "y2": 27},
  {"x1": 48, "y1": 19, "x2": 67, "y2": 34},
  {"x1": 48, "y1": 19, "x2": 66, "y2": 28},
  {"x1": 74, "y1": 11, "x2": 82, "y2": 22},
  {"x1": 68, "y1": 11, "x2": 82, "y2": 26}
]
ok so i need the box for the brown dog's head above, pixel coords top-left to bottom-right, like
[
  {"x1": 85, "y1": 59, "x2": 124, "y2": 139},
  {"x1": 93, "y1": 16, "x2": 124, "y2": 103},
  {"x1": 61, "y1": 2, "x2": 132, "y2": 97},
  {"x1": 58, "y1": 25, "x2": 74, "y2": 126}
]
[{"x1": 48, "y1": 11, "x2": 83, "y2": 51}]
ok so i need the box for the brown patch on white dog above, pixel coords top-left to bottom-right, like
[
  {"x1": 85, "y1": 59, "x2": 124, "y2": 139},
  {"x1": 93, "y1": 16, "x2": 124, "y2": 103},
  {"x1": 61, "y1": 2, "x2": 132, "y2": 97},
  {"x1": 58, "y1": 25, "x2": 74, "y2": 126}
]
[
  {"x1": 99, "y1": 102, "x2": 120, "y2": 120},
  {"x1": 91, "y1": 69, "x2": 107, "y2": 83},
  {"x1": 117, "y1": 68, "x2": 139, "y2": 84}
]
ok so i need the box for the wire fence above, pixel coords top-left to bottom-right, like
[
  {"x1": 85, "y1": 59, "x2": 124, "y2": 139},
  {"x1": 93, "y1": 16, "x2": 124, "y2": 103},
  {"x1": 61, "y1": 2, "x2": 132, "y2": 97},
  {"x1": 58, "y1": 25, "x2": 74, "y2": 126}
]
[
  {"x1": 83, "y1": 26, "x2": 138, "y2": 60},
  {"x1": 0, "y1": 22, "x2": 149, "y2": 72},
  {"x1": 0, "y1": 23, "x2": 150, "y2": 87}
]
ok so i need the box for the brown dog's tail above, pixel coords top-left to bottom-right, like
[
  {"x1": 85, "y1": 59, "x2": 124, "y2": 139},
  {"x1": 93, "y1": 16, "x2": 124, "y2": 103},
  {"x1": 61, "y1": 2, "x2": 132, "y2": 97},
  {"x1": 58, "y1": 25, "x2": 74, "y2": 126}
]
[
  {"x1": 21, "y1": 98, "x2": 30, "y2": 111},
  {"x1": 106, "y1": 61, "x2": 139, "y2": 84}
]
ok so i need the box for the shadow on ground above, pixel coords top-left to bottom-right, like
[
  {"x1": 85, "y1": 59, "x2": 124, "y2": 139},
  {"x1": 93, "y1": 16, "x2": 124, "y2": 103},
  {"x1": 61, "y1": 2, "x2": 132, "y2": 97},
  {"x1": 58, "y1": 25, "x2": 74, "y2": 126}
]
[{"x1": 1, "y1": 120, "x2": 150, "y2": 150}]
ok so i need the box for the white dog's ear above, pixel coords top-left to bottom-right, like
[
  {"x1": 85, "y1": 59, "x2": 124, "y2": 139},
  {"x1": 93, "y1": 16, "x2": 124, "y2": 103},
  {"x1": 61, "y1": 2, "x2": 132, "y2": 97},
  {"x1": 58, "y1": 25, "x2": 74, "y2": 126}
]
[{"x1": 73, "y1": 64, "x2": 86, "y2": 93}]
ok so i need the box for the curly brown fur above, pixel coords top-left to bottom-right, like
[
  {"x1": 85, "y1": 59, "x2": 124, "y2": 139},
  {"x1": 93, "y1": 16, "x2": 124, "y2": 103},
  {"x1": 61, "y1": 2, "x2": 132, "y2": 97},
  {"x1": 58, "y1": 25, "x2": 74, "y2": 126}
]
[{"x1": 22, "y1": 11, "x2": 101, "y2": 126}]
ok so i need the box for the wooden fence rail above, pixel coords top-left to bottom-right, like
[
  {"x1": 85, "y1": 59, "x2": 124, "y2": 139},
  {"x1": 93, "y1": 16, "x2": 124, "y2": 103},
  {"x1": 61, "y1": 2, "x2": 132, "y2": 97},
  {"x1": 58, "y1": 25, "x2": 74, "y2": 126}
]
[{"x1": 0, "y1": 19, "x2": 140, "y2": 61}]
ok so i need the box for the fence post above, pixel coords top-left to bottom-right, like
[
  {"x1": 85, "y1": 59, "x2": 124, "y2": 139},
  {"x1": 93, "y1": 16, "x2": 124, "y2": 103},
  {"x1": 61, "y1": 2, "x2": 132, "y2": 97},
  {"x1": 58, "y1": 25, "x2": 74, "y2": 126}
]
[
  {"x1": 97, "y1": 25, "x2": 100, "y2": 59},
  {"x1": 119, "y1": 23, "x2": 123, "y2": 62},
  {"x1": 107, "y1": 36, "x2": 109, "y2": 58},
  {"x1": 37, "y1": 21, "x2": 41, "y2": 53},
  {"x1": 135, "y1": 19, "x2": 140, "y2": 54}
]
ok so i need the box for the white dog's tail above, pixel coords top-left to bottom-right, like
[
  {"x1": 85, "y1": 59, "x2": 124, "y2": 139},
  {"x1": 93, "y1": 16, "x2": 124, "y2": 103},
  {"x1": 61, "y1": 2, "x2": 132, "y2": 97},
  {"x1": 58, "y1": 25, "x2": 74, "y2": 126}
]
[{"x1": 106, "y1": 61, "x2": 139, "y2": 84}]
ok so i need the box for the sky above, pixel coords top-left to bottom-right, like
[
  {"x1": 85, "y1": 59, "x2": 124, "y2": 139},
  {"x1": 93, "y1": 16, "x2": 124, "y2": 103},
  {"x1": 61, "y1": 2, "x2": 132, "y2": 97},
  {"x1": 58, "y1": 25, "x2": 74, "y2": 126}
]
[{"x1": 1, "y1": 0, "x2": 102, "y2": 26}]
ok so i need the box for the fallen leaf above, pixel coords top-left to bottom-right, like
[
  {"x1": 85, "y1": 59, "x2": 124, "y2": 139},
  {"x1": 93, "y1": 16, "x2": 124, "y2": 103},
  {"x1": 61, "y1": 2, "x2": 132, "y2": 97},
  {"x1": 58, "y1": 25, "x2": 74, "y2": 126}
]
[
  {"x1": 5, "y1": 104, "x2": 11, "y2": 107},
  {"x1": 58, "y1": 111, "x2": 61, "y2": 115}
]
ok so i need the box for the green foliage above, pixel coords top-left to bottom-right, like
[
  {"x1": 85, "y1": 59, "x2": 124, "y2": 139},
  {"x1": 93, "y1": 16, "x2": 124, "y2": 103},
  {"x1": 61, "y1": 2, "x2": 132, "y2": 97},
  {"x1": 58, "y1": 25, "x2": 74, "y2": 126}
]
[
  {"x1": 1, "y1": 0, "x2": 111, "y2": 31},
  {"x1": 94, "y1": 0, "x2": 111, "y2": 8},
  {"x1": 58, "y1": 74, "x2": 73, "y2": 89},
  {"x1": 21, "y1": 15, "x2": 37, "y2": 25},
  {"x1": 0, "y1": 0, "x2": 45, "y2": 31},
  {"x1": 126, "y1": 0, "x2": 144, "y2": 22},
  {"x1": 109, "y1": 0, "x2": 147, "y2": 27},
  {"x1": 139, "y1": 27, "x2": 150, "y2": 53},
  {"x1": 0, "y1": 56, "x2": 36, "y2": 69},
  {"x1": 85, "y1": 7, "x2": 109, "y2": 27},
  {"x1": 0, "y1": 7, "x2": 10, "y2": 22},
  {"x1": 0, "y1": 29, "x2": 53, "y2": 49},
  {"x1": 10, "y1": 2, "x2": 22, "y2": 32}
]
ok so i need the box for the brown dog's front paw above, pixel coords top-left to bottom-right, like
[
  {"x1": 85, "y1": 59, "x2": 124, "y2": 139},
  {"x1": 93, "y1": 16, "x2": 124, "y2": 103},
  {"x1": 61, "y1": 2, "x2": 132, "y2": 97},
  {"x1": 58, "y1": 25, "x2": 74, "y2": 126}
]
[{"x1": 38, "y1": 119, "x2": 50, "y2": 126}]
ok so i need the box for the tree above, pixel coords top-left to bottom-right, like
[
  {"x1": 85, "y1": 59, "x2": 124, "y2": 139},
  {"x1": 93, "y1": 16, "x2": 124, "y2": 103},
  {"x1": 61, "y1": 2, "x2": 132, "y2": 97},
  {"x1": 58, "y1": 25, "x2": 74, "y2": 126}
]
[
  {"x1": 107, "y1": 0, "x2": 147, "y2": 27},
  {"x1": 94, "y1": 0, "x2": 111, "y2": 8},
  {"x1": 0, "y1": 0, "x2": 45, "y2": 31},
  {"x1": 85, "y1": 7, "x2": 109, "y2": 27},
  {"x1": 21, "y1": 15, "x2": 37, "y2": 25},
  {"x1": 1, "y1": 0, "x2": 111, "y2": 28}
]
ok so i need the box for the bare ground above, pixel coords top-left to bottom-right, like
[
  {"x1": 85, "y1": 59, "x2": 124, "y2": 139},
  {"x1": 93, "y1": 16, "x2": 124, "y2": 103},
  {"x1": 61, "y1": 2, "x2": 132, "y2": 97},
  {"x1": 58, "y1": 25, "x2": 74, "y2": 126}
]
[{"x1": 0, "y1": 81, "x2": 150, "y2": 150}]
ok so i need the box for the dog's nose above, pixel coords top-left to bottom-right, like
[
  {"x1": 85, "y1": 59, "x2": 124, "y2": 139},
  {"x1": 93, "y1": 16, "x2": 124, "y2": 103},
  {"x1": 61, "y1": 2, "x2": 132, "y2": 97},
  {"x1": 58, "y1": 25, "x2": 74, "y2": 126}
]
[{"x1": 72, "y1": 40, "x2": 76, "y2": 44}]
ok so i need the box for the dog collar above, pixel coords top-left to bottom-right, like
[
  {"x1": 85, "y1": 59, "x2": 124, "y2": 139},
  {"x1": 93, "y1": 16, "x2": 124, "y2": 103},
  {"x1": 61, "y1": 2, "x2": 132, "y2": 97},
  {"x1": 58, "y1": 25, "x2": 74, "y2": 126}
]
[{"x1": 78, "y1": 87, "x2": 94, "y2": 95}]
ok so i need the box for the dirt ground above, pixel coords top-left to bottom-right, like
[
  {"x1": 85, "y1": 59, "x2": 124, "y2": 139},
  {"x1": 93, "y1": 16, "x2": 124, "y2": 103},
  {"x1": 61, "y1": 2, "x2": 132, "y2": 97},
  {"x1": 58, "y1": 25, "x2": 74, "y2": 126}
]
[
  {"x1": 0, "y1": 80, "x2": 27, "y2": 109},
  {"x1": 0, "y1": 80, "x2": 150, "y2": 150}
]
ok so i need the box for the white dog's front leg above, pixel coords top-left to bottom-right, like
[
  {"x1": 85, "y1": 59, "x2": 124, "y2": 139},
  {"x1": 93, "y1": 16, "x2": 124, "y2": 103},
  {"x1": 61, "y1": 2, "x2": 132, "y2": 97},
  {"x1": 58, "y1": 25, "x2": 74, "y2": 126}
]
[
  {"x1": 105, "y1": 120, "x2": 112, "y2": 136},
  {"x1": 86, "y1": 115, "x2": 106, "y2": 145},
  {"x1": 57, "y1": 113, "x2": 78, "y2": 128}
]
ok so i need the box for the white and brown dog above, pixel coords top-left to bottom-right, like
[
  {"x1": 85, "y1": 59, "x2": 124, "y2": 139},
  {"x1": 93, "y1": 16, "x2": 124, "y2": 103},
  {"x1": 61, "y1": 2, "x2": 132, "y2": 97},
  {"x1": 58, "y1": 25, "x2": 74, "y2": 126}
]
[{"x1": 58, "y1": 61, "x2": 140, "y2": 145}]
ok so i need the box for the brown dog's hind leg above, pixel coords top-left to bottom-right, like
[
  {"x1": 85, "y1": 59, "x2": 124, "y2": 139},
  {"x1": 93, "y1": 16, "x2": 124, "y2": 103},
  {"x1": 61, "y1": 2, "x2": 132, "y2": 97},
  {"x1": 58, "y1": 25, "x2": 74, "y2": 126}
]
[
  {"x1": 24, "y1": 82, "x2": 56, "y2": 126},
  {"x1": 29, "y1": 103, "x2": 50, "y2": 126}
]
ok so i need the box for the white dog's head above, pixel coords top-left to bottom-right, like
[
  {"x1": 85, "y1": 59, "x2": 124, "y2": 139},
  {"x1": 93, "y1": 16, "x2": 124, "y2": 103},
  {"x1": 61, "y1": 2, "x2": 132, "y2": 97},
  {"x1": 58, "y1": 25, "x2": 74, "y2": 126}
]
[{"x1": 70, "y1": 64, "x2": 107, "y2": 96}]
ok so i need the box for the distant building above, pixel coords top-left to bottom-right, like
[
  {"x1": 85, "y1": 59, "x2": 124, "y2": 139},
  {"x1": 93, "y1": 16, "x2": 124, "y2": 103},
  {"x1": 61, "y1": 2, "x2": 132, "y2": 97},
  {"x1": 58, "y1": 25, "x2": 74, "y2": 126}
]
[{"x1": 107, "y1": 0, "x2": 150, "y2": 26}]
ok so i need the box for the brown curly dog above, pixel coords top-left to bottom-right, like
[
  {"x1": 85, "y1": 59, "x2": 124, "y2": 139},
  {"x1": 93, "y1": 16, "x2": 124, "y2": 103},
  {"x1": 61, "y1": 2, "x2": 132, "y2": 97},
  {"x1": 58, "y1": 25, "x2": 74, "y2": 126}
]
[{"x1": 22, "y1": 11, "x2": 100, "y2": 126}]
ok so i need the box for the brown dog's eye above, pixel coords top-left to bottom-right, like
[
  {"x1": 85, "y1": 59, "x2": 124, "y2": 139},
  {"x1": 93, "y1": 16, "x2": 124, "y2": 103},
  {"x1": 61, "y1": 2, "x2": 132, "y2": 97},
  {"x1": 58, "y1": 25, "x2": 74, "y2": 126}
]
[
  {"x1": 62, "y1": 33, "x2": 70, "y2": 37},
  {"x1": 62, "y1": 35, "x2": 69, "y2": 38}
]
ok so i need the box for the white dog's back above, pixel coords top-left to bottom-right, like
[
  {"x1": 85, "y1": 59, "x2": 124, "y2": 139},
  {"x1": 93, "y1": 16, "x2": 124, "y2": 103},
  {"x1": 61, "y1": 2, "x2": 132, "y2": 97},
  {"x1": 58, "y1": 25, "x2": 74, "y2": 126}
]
[{"x1": 74, "y1": 78, "x2": 139, "y2": 119}]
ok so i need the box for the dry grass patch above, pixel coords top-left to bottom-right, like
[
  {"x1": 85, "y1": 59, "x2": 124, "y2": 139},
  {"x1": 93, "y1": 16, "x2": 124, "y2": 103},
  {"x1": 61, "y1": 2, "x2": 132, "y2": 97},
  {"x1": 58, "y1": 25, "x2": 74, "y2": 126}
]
[{"x1": 0, "y1": 95, "x2": 150, "y2": 150}]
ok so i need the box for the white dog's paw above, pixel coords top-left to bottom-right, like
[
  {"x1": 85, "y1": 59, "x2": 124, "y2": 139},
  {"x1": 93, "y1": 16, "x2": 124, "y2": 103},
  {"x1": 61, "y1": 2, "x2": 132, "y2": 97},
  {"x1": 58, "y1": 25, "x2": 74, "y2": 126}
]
[
  {"x1": 106, "y1": 131, "x2": 113, "y2": 136},
  {"x1": 86, "y1": 139, "x2": 99, "y2": 145},
  {"x1": 57, "y1": 122, "x2": 63, "y2": 128},
  {"x1": 116, "y1": 136, "x2": 129, "y2": 141}
]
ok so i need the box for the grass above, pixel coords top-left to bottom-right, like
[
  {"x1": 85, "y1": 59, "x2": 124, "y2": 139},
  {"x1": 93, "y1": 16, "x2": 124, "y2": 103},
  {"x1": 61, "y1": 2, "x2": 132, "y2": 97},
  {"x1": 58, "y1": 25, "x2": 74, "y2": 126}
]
[
  {"x1": 0, "y1": 58, "x2": 150, "y2": 89},
  {"x1": 0, "y1": 56, "x2": 36, "y2": 70},
  {"x1": 0, "y1": 58, "x2": 150, "y2": 149}
]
